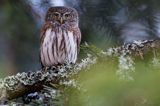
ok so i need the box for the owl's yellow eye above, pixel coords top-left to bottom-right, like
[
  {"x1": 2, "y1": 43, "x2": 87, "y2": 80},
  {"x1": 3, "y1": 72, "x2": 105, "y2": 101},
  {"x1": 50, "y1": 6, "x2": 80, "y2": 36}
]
[
  {"x1": 64, "y1": 13, "x2": 71, "y2": 19},
  {"x1": 53, "y1": 12, "x2": 60, "y2": 19}
]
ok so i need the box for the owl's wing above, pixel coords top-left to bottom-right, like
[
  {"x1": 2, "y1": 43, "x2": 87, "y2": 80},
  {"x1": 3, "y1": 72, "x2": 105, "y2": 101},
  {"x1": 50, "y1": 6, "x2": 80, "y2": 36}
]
[
  {"x1": 40, "y1": 22, "x2": 52, "y2": 46},
  {"x1": 40, "y1": 22, "x2": 53, "y2": 67},
  {"x1": 73, "y1": 28, "x2": 81, "y2": 53}
]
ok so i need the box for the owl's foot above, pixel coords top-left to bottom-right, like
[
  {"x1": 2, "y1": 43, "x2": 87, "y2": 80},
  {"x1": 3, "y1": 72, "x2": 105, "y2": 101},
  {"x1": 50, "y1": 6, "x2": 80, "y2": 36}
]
[
  {"x1": 42, "y1": 66, "x2": 58, "y2": 73},
  {"x1": 43, "y1": 67, "x2": 50, "y2": 71}
]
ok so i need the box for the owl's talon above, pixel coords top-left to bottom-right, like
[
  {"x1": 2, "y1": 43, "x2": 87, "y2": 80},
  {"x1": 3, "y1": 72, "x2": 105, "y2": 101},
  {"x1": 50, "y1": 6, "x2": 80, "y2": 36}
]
[{"x1": 42, "y1": 67, "x2": 50, "y2": 71}]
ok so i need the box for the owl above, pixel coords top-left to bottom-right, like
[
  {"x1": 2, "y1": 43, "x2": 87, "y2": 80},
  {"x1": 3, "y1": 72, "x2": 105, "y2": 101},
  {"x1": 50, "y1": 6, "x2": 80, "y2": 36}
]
[{"x1": 40, "y1": 7, "x2": 81, "y2": 68}]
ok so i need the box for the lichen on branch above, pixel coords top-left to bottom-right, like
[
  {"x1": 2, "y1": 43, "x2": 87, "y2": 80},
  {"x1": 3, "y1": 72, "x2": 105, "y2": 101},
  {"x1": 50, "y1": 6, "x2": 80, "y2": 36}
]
[
  {"x1": 0, "y1": 40, "x2": 160, "y2": 104},
  {"x1": 0, "y1": 50, "x2": 97, "y2": 101}
]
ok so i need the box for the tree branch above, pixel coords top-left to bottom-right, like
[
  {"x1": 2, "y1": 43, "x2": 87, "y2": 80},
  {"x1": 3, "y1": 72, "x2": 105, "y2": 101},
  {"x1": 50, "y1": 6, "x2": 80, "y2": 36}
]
[
  {"x1": 0, "y1": 39, "x2": 160, "y2": 102},
  {"x1": 105, "y1": 39, "x2": 160, "y2": 58},
  {"x1": 0, "y1": 53, "x2": 97, "y2": 101}
]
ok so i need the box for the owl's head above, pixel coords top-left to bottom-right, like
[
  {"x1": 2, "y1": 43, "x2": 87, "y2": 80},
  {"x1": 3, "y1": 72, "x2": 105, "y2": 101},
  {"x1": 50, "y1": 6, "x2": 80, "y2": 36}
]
[{"x1": 45, "y1": 6, "x2": 79, "y2": 27}]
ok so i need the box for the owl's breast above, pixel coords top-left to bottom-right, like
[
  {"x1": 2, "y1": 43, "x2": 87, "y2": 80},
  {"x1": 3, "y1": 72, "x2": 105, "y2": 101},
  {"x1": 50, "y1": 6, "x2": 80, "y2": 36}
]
[
  {"x1": 40, "y1": 28, "x2": 77, "y2": 66},
  {"x1": 62, "y1": 28, "x2": 77, "y2": 63}
]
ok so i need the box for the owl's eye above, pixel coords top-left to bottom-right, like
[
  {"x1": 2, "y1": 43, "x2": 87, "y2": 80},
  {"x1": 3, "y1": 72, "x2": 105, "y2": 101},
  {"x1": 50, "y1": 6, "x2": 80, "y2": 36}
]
[
  {"x1": 53, "y1": 12, "x2": 60, "y2": 18},
  {"x1": 64, "y1": 14, "x2": 71, "y2": 19}
]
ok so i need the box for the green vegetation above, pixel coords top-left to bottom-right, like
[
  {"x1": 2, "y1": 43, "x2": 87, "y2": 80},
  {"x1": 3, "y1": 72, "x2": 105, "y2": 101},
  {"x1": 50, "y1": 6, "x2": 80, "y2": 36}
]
[{"x1": 65, "y1": 56, "x2": 160, "y2": 106}]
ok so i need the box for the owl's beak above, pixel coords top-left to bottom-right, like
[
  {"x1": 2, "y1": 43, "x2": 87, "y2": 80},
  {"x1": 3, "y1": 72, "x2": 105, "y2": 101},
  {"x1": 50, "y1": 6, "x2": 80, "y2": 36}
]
[{"x1": 60, "y1": 17, "x2": 64, "y2": 24}]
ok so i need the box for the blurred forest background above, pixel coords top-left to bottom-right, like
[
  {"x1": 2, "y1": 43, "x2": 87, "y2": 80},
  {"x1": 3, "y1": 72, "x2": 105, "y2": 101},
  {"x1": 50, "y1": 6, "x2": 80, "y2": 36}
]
[{"x1": 1, "y1": 0, "x2": 160, "y2": 105}]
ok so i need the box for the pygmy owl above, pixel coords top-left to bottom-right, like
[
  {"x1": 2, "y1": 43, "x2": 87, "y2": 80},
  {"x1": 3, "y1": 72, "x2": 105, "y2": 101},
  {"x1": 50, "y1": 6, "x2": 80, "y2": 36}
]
[{"x1": 40, "y1": 7, "x2": 81, "y2": 67}]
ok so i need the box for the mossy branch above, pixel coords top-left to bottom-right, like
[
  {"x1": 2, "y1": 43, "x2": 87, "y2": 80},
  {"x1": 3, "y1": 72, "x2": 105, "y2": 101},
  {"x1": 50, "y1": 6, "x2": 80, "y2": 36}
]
[
  {"x1": 0, "y1": 52, "x2": 97, "y2": 102},
  {"x1": 0, "y1": 39, "x2": 160, "y2": 103}
]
